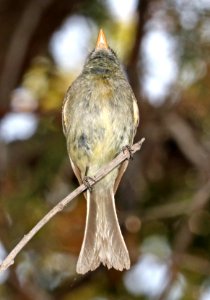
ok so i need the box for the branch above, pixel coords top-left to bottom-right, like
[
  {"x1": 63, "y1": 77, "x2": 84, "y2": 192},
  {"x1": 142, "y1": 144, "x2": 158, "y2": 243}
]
[
  {"x1": 127, "y1": 0, "x2": 150, "y2": 99},
  {"x1": 164, "y1": 113, "x2": 209, "y2": 172},
  {"x1": 0, "y1": 138, "x2": 145, "y2": 273},
  {"x1": 0, "y1": 0, "x2": 53, "y2": 110},
  {"x1": 143, "y1": 180, "x2": 210, "y2": 221}
]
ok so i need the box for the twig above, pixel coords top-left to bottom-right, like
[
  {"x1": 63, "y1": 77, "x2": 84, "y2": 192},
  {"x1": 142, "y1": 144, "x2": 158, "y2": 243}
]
[
  {"x1": 143, "y1": 181, "x2": 210, "y2": 221},
  {"x1": 175, "y1": 253, "x2": 210, "y2": 276},
  {"x1": 0, "y1": 138, "x2": 145, "y2": 273},
  {"x1": 164, "y1": 113, "x2": 209, "y2": 172}
]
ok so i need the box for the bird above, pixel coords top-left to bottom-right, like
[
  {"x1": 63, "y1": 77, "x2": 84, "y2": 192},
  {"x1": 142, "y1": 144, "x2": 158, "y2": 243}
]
[{"x1": 62, "y1": 29, "x2": 139, "y2": 274}]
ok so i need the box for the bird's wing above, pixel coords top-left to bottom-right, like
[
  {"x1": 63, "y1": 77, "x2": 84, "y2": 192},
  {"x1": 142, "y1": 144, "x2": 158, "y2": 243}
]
[
  {"x1": 114, "y1": 95, "x2": 139, "y2": 194},
  {"x1": 132, "y1": 95, "x2": 139, "y2": 131},
  {"x1": 62, "y1": 94, "x2": 69, "y2": 136},
  {"x1": 70, "y1": 158, "x2": 83, "y2": 185},
  {"x1": 62, "y1": 82, "x2": 75, "y2": 136},
  {"x1": 114, "y1": 160, "x2": 129, "y2": 194}
]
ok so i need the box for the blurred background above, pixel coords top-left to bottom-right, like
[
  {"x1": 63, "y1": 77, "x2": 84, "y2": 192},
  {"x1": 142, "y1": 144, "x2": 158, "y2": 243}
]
[{"x1": 0, "y1": 0, "x2": 210, "y2": 299}]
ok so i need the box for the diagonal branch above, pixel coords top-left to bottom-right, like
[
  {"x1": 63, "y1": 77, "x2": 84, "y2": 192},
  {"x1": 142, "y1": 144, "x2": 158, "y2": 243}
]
[
  {"x1": 164, "y1": 113, "x2": 209, "y2": 172},
  {"x1": 0, "y1": 138, "x2": 145, "y2": 273}
]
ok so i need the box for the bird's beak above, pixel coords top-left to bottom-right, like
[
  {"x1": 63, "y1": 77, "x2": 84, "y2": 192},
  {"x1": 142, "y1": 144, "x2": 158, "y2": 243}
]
[{"x1": 95, "y1": 29, "x2": 108, "y2": 50}]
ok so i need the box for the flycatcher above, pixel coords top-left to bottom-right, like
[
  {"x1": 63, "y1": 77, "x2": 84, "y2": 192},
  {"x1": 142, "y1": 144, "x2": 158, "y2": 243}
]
[{"x1": 62, "y1": 29, "x2": 139, "y2": 274}]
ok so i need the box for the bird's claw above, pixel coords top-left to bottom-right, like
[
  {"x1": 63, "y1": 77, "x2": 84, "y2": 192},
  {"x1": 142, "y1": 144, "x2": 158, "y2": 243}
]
[
  {"x1": 83, "y1": 176, "x2": 96, "y2": 192},
  {"x1": 122, "y1": 145, "x2": 134, "y2": 160}
]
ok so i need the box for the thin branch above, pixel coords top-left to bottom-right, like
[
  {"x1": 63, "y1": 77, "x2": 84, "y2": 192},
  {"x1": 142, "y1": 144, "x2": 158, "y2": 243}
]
[
  {"x1": 175, "y1": 253, "x2": 210, "y2": 276},
  {"x1": 0, "y1": 138, "x2": 145, "y2": 273},
  {"x1": 143, "y1": 180, "x2": 210, "y2": 221},
  {"x1": 142, "y1": 201, "x2": 190, "y2": 221},
  {"x1": 164, "y1": 113, "x2": 209, "y2": 172}
]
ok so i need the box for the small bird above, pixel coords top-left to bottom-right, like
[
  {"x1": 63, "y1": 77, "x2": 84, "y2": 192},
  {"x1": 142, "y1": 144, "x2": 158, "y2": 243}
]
[{"x1": 62, "y1": 29, "x2": 139, "y2": 274}]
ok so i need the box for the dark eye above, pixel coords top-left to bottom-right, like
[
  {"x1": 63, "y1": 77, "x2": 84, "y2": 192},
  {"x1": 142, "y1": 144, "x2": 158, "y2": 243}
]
[
  {"x1": 110, "y1": 48, "x2": 117, "y2": 58},
  {"x1": 88, "y1": 50, "x2": 95, "y2": 59}
]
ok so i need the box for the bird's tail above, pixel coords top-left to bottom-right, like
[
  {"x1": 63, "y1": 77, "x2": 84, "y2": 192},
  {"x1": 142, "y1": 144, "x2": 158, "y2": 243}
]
[{"x1": 76, "y1": 182, "x2": 130, "y2": 274}]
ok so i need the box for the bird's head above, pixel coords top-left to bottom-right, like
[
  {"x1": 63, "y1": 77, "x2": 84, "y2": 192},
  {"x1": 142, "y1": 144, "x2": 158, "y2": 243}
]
[{"x1": 83, "y1": 29, "x2": 122, "y2": 76}]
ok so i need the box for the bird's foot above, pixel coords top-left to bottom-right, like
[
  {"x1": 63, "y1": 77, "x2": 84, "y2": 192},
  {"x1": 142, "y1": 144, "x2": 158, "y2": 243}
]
[
  {"x1": 83, "y1": 176, "x2": 96, "y2": 192},
  {"x1": 122, "y1": 145, "x2": 134, "y2": 160}
]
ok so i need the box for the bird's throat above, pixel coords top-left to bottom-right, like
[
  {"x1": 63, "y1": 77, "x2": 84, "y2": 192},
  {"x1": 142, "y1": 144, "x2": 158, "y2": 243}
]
[{"x1": 90, "y1": 67, "x2": 112, "y2": 75}]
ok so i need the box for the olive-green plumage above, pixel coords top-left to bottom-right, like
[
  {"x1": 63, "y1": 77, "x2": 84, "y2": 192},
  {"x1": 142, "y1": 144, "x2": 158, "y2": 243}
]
[{"x1": 62, "y1": 31, "x2": 139, "y2": 274}]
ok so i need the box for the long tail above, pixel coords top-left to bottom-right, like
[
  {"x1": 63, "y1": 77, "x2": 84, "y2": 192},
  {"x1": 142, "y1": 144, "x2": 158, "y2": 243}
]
[{"x1": 76, "y1": 183, "x2": 130, "y2": 274}]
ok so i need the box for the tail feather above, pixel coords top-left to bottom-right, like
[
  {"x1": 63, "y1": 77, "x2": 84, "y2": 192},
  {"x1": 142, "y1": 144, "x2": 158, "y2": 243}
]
[{"x1": 76, "y1": 184, "x2": 130, "y2": 274}]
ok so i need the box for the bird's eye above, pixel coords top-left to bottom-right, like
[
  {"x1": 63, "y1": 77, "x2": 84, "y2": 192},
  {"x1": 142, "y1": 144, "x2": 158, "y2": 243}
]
[
  {"x1": 88, "y1": 50, "x2": 95, "y2": 59},
  {"x1": 110, "y1": 48, "x2": 117, "y2": 58}
]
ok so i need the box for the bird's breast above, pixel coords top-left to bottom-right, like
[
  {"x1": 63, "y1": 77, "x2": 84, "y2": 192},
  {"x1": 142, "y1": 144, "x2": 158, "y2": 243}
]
[{"x1": 67, "y1": 77, "x2": 134, "y2": 173}]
